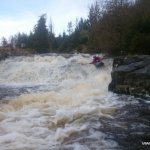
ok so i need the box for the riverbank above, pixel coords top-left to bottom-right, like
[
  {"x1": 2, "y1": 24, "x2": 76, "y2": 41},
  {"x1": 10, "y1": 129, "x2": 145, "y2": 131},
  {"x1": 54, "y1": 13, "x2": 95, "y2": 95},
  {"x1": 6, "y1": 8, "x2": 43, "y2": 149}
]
[
  {"x1": 109, "y1": 55, "x2": 150, "y2": 99},
  {"x1": 0, "y1": 47, "x2": 34, "y2": 61}
]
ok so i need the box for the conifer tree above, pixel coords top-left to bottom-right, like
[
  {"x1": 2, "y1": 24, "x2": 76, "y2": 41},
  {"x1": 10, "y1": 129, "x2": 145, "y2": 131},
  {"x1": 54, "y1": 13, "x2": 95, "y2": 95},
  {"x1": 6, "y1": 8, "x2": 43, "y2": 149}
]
[{"x1": 33, "y1": 14, "x2": 49, "y2": 53}]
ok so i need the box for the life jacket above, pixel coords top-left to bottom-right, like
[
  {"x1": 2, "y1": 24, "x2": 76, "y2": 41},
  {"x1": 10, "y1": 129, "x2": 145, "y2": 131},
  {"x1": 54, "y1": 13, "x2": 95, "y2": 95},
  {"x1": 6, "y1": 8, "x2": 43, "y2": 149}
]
[{"x1": 91, "y1": 56, "x2": 103, "y2": 64}]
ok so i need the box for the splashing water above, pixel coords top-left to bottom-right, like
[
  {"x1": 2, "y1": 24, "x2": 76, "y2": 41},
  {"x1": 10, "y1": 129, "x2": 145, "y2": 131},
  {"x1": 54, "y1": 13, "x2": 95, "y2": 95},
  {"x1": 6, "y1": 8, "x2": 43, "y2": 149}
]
[{"x1": 0, "y1": 54, "x2": 126, "y2": 150}]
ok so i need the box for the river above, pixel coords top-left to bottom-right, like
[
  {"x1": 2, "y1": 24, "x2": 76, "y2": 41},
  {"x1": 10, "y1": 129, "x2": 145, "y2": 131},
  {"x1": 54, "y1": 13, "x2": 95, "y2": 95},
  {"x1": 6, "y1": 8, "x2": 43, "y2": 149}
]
[{"x1": 0, "y1": 54, "x2": 149, "y2": 150}]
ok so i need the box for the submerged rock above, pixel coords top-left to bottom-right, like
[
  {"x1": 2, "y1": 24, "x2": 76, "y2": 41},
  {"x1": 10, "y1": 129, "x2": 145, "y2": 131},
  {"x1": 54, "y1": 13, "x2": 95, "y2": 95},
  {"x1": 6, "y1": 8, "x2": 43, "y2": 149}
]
[{"x1": 109, "y1": 55, "x2": 150, "y2": 98}]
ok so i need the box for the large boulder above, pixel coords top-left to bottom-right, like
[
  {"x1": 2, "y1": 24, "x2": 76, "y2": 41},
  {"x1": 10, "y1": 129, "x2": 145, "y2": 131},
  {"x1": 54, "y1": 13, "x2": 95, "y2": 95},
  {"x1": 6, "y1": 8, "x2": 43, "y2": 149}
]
[{"x1": 109, "y1": 55, "x2": 150, "y2": 98}]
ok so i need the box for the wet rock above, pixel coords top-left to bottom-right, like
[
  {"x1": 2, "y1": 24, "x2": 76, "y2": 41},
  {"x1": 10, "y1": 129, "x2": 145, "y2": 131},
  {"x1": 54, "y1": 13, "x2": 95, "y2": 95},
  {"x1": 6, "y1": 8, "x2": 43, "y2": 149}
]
[
  {"x1": 98, "y1": 100, "x2": 150, "y2": 150},
  {"x1": 109, "y1": 55, "x2": 150, "y2": 98},
  {"x1": 0, "y1": 85, "x2": 43, "y2": 100},
  {"x1": 0, "y1": 87, "x2": 27, "y2": 100}
]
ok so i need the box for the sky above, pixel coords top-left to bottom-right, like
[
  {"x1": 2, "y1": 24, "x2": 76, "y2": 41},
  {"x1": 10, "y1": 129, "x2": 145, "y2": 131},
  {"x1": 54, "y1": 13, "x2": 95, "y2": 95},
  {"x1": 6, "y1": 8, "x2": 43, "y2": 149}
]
[{"x1": 0, "y1": 0, "x2": 95, "y2": 39}]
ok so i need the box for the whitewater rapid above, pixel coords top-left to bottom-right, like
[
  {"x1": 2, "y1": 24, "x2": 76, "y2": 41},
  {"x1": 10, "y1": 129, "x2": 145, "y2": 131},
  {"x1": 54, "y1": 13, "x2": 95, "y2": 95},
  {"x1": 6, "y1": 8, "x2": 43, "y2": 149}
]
[{"x1": 0, "y1": 54, "x2": 127, "y2": 150}]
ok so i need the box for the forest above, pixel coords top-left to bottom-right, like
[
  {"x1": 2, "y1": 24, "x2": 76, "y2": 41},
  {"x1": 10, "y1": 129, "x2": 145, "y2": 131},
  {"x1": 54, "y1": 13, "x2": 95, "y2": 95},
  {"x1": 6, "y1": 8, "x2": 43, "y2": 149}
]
[{"x1": 1, "y1": 0, "x2": 150, "y2": 55}]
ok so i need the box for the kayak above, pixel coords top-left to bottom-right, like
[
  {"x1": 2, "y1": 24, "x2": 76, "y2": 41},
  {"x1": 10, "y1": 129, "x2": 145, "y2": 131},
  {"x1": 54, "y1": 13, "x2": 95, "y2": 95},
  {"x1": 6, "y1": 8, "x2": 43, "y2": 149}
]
[{"x1": 94, "y1": 62, "x2": 104, "y2": 68}]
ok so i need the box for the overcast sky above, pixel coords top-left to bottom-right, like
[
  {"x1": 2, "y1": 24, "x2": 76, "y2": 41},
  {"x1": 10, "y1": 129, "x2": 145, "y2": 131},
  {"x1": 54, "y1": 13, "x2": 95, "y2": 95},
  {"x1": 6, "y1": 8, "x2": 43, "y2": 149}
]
[{"x1": 0, "y1": 0, "x2": 95, "y2": 39}]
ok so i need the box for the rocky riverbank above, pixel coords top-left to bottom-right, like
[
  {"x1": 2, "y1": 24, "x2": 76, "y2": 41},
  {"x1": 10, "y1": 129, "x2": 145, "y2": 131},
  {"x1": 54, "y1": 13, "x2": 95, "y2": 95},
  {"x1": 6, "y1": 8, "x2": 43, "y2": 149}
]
[
  {"x1": 109, "y1": 55, "x2": 150, "y2": 98},
  {"x1": 0, "y1": 47, "x2": 33, "y2": 61}
]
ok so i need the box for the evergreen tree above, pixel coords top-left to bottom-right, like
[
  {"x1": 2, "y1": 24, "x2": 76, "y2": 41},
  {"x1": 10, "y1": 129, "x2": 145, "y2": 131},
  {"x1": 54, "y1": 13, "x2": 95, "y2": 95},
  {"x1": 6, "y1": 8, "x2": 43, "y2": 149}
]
[
  {"x1": 33, "y1": 14, "x2": 49, "y2": 53},
  {"x1": 67, "y1": 21, "x2": 73, "y2": 35},
  {"x1": 1, "y1": 37, "x2": 8, "y2": 47},
  {"x1": 72, "y1": 18, "x2": 89, "y2": 51},
  {"x1": 48, "y1": 19, "x2": 55, "y2": 51},
  {"x1": 88, "y1": 1, "x2": 101, "y2": 51}
]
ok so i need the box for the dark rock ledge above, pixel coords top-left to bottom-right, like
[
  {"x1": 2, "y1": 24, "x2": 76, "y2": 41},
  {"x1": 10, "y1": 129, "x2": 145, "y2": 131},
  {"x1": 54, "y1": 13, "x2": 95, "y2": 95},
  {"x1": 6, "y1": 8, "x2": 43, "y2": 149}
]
[{"x1": 109, "y1": 55, "x2": 150, "y2": 98}]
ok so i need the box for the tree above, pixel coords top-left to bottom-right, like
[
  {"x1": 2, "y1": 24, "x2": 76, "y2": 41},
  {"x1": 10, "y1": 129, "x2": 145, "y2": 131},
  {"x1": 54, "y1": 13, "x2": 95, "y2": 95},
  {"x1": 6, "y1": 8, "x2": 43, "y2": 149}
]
[
  {"x1": 72, "y1": 18, "x2": 89, "y2": 51},
  {"x1": 33, "y1": 14, "x2": 49, "y2": 53},
  {"x1": 48, "y1": 18, "x2": 55, "y2": 51},
  {"x1": 87, "y1": 0, "x2": 134, "y2": 54},
  {"x1": 1, "y1": 37, "x2": 8, "y2": 47},
  {"x1": 14, "y1": 33, "x2": 29, "y2": 48},
  {"x1": 88, "y1": 1, "x2": 101, "y2": 50},
  {"x1": 128, "y1": 0, "x2": 150, "y2": 54},
  {"x1": 67, "y1": 21, "x2": 73, "y2": 35}
]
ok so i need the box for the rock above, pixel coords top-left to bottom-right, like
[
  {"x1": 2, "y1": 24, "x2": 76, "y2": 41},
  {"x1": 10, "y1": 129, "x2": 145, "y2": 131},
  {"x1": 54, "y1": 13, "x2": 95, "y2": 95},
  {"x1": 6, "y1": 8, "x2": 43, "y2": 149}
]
[{"x1": 109, "y1": 55, "x2": 150, "y2": 98}]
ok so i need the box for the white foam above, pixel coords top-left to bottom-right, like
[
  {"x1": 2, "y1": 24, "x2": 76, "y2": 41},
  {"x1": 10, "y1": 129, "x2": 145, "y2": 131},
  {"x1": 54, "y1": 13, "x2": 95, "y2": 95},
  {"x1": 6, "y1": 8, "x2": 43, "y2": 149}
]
[{"x1": 0, "y1": 54, "x2": 122, "y2": 149}]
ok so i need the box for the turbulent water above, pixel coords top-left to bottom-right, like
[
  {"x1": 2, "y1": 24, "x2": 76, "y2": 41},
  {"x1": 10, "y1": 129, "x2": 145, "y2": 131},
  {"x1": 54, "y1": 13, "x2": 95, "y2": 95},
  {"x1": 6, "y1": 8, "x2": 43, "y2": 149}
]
[{"x1": 0, "y1": 54, "x2": 149, "y2": 150}]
